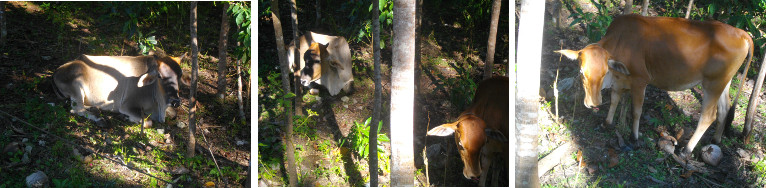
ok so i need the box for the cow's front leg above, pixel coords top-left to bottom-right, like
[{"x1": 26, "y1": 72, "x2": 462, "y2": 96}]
[
  {"x1": 630, "y1": 84, "x2": 647, "y2": 141},
  {"x1": 605, "y1": 89, "x2": 624, "y2": 127},
  {"x1": 119, "y1": 106, "x2": 152, "y2": 128}
]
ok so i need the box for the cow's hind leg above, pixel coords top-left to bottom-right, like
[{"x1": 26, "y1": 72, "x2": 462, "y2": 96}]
[
  {"x1": 682, "y1": 80, "x2": 726, "y2": 158},
  {"x1": 70, "y1": 87, "x2": 107, "y2": 127},
  {"x1": 713, "y1": 81, "x2": 732, "y2": 144}
]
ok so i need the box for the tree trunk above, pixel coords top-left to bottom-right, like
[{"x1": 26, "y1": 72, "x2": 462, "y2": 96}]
[
  {"x1": 391, "y1": 0, "x2": 416, "y2": 186},
  {"x1": 516, "y1": 0, "x2": 544, "y2": 187},
  {"x1": 291, "y1": 0, "x2": 303, "y2": 116},
  {"x1": 484, "y1": 0, "x2": 502, "y2": 79},
  {"x1": 743, "y1": 52, "x2": 766, "y2": 143},
  {"x1": 684, "y1": 0, "x2": 694, "y2": 19},
  {"x1": 641, "y1": 0, "x2": 649, "y2": 16},
  {"x1": 237, "y1": 43, "x2": 245, "y2": 121},
  {"x1": 188, "y1": 1, "x2": 199, "y2": 158},
  {"x1": 315, "y1": 0, "x2": 320, "y2": 27},
  {"x1": 0, "y1": 1, "x2": 6, "y2": 46},
  {"x1": 509, "y1": 0, "x2": 516, "y2": 186},
  {"x1": 276, "y1": 0, "x2": 299, "y2": 186},
  {"x1": 624, "y1": 0, "x2": 633, "y2": 14},
  {"x1": 370, "y1": 0, "x2": 381, "y2": 186},
  {"x1": 217, "y1": 2, "x2": 230, "y2": 100}
]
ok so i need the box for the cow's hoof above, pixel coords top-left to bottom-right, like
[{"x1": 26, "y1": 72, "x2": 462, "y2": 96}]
[
  {"x1": 95, "y1": 120, "x2": 108, "y2": 128},
  {"x1": 628, "y1": 137, "x2": 645, "y2": 149},
  {"x1": 677, "y1": 147, "x2": 692, "y2": 160}
]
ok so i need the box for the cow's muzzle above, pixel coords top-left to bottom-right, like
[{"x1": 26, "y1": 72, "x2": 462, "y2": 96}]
[
  {"x1": 169, "y1": 98, "x2": 181, "y2": 108},
  {"x1": 301, "y1": 80, "x2": 310, "y2": 86}
]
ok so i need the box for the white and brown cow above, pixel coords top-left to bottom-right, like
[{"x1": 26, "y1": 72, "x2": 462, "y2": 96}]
[
  {"x1": 53, "y1": 54, "x2": 190, "y2": 127},
  {"x1": 287, "y1": 31, "x2": 353, "y2": 96}
]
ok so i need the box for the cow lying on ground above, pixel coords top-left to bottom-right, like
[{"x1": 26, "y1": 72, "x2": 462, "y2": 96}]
[
  {"x1": 556, "y1": 14, "x2": 753, "y2": 158},
  {"x1": 427, "y1": 76, "x2": 508, "y2": 186},
  {"x1": 286, "y1": 31, "x2": 353, "y2": 96},
  {"x1": 53, "y1": 54, "x2": 190, "y2": 128}
]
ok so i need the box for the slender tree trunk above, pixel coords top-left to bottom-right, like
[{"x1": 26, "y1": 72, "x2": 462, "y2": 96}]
[
  {"x1": 291, "y1": 0, "x2": 303, "y2": 116},
  {"x1": 315, "y1": 0, "x2": 320, "y2": 27},
  {"x1": 237, "y1": 44, "x2": 245, "y2": 121},
  {"x1": 275, "y1": 0, "x2": 299, "y2": 186},
  {"x1": 509, "y1": 0, "x2": 516, "y2": 186},
  {"x1": 391, "y1": 0, "x2": 416, "y2": 186},
  {"x1": 743, "y1": 52, "x2": 766, "y2": 143},
  {"x1": 684, "y1": 0, "x2": 694, "y2": 19},
  {"x1": 624, "y1": 0, "x2": 633, "y2": 14},
  {"x1": 516, "y1": 0, "x2": 544, "y2": 187},
  {"x1": 484, "y1": 0, "x2": 502, "y2": 79},
  {"x1": 188, "y1": 1, "x2": 199, "y2": 158},
  {"x1": 369, "y1": 0, "x2": 381, "y2": 186},
  {"x1": 0, "y1": 1, "x2": 6, "y2": 46},
  {"x1": 641, "y1": 0, "x2": 649, "y2": 16},
  {"x1": 217, "y1": 2, "x2": 231, "y2": 100}
]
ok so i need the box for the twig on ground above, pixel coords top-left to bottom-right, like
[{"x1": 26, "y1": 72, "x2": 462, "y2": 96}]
[
  {"x1": 538, "y1": 142, "x2": 576, "y2": 177},
  {"x1": 201, "y1": 126, "x2": 228, "y2": 187},
  {"x1": 646, "y1": 175, "x2": 667, "y2": 185}
]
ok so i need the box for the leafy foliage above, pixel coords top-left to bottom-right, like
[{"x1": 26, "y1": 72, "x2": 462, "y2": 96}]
[
  {"x1": 347, "y1": 117, "x2": 390, "y2": 173},
  {"x1": 229, "y1": 2, "x2": 252, "y2": 64},
  {"x1": 568, "y1": 0, "x2": 614, "y2": 42}
]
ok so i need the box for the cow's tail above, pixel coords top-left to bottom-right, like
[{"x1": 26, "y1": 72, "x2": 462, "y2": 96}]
[{"x1": 725, "y1": 35, "x2": 755, "y2": 132}]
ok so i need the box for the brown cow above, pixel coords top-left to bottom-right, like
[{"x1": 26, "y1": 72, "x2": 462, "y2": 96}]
[
  {"x1": 556, "y1": 14, "x2": 753, "y2": 158},
  {"x1": 427, "y1": 76, "x2": 508, "y2": 186}
]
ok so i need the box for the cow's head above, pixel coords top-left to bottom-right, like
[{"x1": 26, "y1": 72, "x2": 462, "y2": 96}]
[
  {"x1": 137, "y1": 54, "x2": 190, "y2": 110},
  {"x1": 556, "y1": 44, "x2": 629, "y2": 108},
  {"x1": 300, "y1": 42, "x2": 323, "y2": 86},
  {"x1": 427, "y1": 114, "x2": 507, "y2": 180}
]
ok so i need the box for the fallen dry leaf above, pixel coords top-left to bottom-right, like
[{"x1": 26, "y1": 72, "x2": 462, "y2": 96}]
[
  {"x1": 680, "y1": 170, "x2": 696, "y2": 178},
  {"x1": 608, "y1": 148, "x2": 619, "y2": 168}
]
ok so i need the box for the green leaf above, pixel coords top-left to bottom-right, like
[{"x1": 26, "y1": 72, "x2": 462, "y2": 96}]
[
  {"x1": 285, "y1": 92, "x2": 296, "y2": 98},
  {"x1": 379, "y1": 0, "x2": 386, "y2": 12},
  {"x1": 236, "y1": 12, "x2": 244, "y2": 26},
  {"x1": 708, "y1": 3, "x2": 717, "y2": 16},
  {"x1": 378, "y1": 134, "x2": 390, "y2": 142}
]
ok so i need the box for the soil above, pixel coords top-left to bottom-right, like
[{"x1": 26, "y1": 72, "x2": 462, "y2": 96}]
[
  {"x1": 537, "y1": 0, "x2": 766, "y2": 187},
  {"x1": 0, "y1": 2, "x2": 250, "y2": 187}
]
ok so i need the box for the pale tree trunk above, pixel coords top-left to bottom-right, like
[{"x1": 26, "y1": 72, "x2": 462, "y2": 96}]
[
  {"x1": 743, "y1": 52, "x2": 766, "y2": 143},
  {"x1": 484, "y1": 0, "x2": 501, "y2": 79},
  {"x1": 515, "y1": 0, "x2": 544, "y2": 187},
  {"x1": 0, "y1": 1, "x2": 6, "y2": 46},
  {"x1": 684, "y1": 0, "x2": 694, "y2": 19},
  {"x1": 391, "y1": 0, "x2": 416, "y2": 186},
  {"x1": 217, "y1": 2, "x2": 230, "y2": 100},
  {"x1": 509, "y1": 0, "x2": 516, "y2": 186},
  {"x1": 279, "y1": 0, "x2": 299, "y2": 185},
  {"x1": 369, "y1": 0, "x2": 381, "y2": 186},
  {"x1": 291, "y1": 0, "x2": 303, "y2": 116},
  {"x1": 624, "y1": 0, "x2": 633, "y2": 14},
  {"x1": 188, "y1": 1, "x2": 199, "y2": 158},
  {"x1": 236, "y1": 36, "x2": 245, "y2": 121},
  {"x1": 641, "y1": 0, "x2": 649, "y2": 16}
]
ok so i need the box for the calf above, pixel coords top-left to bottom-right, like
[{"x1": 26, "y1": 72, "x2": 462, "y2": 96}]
[
  {"x1": 53, "y1": 54, "x2": 190, "y2": 128},
  {"x1": 556, "y1": 14, "x2": 753, "y2": 158},
  {"x1": 427, "y1": 76, "x2": 509, "y2": 185}
]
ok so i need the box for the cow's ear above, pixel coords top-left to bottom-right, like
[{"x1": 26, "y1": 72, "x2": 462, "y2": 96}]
[
  {"x1": 608, "y1": 59, "x2": 630, "y2": 75},
  {"x1": 485, "y1": 128, "x2": 508, "y2": 143},
  {"x1": 555, "y1": 49, "x2": 580, "y2": 61},
  {"x1": 427, "y1": 122, "x2": 458, "y2": 136},
  {"x1": 137, "y1": 72, "x2": 158, "y2": 87},
  {"x1": 180, "y1": 74, "x2": 192, "y2": 86}
]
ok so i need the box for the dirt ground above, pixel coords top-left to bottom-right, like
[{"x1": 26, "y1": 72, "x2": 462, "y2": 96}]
[
  {"x1": 257, "y1": 0, "x2": 510, "y2": 186},
  {"x1": 0, "y1": 2, "x2": 250, "y2": 187},
  {"x1": 537, "y1": 0, "x2": 766, "y2": 187}
]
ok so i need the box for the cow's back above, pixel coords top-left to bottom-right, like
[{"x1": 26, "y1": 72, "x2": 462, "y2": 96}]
[
  {"x1": 468, "y1": 76, "x2": 509, "y2": 136},
  {"x1": 599, "y1": 14, "x2": 751, "y2": 91}
]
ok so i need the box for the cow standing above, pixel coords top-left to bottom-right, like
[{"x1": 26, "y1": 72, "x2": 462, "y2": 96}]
[
  {"x1": 53, "y1": 54, "x2": 190, "y2": 128},
  {"x1": 557, "y1": 14, "x2": 753, "y2": 158}
]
